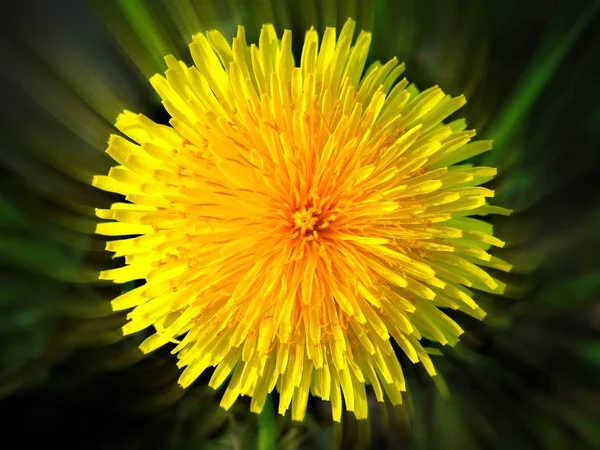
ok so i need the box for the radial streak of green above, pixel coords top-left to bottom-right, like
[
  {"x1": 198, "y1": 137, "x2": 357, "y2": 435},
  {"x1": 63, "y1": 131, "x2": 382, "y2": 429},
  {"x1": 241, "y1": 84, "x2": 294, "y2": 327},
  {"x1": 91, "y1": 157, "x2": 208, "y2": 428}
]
[
  {"x1": 118, "y1": 0, "x2": 171, "y2": 72},
  {"x1": 485, "y1": 2, "x2": 599, "y2": 160}
]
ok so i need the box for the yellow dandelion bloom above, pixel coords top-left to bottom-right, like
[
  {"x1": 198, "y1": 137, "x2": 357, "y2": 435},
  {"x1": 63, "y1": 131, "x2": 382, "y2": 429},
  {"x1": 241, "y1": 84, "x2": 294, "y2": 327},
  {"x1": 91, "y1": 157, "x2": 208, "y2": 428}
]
[{"x1": 94, "y1": 19, "x2": 511, "y2": 421}]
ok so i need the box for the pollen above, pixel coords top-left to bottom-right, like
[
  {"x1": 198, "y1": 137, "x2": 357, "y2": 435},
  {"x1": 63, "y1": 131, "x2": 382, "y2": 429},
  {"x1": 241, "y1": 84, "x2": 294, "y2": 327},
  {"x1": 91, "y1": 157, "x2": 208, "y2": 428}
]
[{"x1": 94, "y1": 19, "x2": 511, "y2": 422}]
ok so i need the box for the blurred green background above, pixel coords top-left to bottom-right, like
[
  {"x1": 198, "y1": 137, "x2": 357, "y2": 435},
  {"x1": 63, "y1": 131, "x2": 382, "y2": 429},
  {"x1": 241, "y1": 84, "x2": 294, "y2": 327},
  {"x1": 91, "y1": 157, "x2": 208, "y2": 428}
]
[{"x1": 0, "y1": 0, "x2": 599, "y2": 448}]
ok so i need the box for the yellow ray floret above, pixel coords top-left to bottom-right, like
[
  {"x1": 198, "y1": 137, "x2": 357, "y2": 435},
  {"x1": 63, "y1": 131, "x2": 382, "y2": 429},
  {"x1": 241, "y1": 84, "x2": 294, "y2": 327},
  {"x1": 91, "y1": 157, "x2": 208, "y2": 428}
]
[{"x1": 94, "y1": 19, "x2": 511, "y2": 421}]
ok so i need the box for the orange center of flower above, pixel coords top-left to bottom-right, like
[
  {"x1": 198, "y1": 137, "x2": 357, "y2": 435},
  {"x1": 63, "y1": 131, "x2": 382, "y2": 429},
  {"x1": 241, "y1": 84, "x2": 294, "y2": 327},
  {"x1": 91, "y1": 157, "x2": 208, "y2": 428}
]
[
  {"x1": 289, "y1": 195, "x2": 338, "y2": 241},
  {"x1": 292, "y1": 206, "x2": 320, "y2": 235}
]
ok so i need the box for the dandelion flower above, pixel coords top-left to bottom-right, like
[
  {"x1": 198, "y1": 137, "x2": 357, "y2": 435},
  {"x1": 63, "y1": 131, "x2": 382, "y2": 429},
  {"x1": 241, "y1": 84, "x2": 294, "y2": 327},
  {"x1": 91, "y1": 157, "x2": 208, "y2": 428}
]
[{"x1": 94, "y1": 19, "x2": 511, "y2": 421}]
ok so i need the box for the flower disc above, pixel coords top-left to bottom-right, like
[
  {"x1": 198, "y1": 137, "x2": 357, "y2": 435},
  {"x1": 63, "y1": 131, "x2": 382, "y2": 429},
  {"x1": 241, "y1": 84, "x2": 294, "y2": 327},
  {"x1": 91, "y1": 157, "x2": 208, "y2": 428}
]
[{"x1": 95, "y1": 19, "x2": 511, "y2": 421}]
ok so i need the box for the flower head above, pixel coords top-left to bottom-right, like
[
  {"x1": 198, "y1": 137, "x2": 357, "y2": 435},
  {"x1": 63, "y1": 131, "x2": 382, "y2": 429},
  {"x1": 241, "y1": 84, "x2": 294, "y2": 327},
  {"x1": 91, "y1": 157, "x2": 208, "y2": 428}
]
[{"x1": 95, "y1": 19, "x2": 510, "y2": 421}]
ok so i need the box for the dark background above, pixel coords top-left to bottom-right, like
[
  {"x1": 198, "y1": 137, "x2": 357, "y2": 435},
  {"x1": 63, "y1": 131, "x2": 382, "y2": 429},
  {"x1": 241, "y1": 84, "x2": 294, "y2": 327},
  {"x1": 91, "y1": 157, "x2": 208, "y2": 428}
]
[{"x1": 0, "y1": 0, "x2": 599, "y2": 448}]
